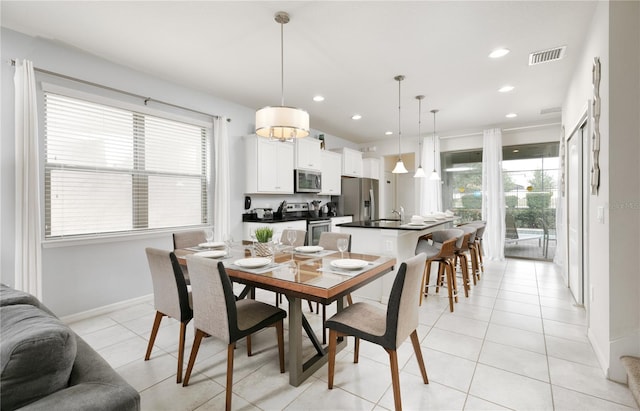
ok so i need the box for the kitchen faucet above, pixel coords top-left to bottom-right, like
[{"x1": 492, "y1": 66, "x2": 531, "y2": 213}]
[{"x1": 391, "y1": 206, "x2": 404, "y2": 221}]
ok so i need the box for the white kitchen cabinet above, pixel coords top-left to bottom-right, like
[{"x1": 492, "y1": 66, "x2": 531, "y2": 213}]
[
  {"x1": 243, "y1": 220, "x2": 307, "y2": 242},
  {"x1": 330, "y1": 216, "x2": 353, "y2": 232},
  {"x1": 362, "y1": 157, "x2": 380, "y2": 180},
  {"x1": 294, "y1": 138, "x2": 322, "y2": 171},
  {"x1": 319, "y1": 150, "x2": 342, "y2": 195},
  {"x1": 245, "y1": 136, "x2": 294, "y2": 194},
  {"x1": 332, "y1": 147, "x2": 362, "y2": 177}
]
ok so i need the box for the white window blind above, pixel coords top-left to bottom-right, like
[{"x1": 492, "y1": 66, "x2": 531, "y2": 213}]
[{"x1": 44, "y1": 92, "x2": 210, "y2": 238}]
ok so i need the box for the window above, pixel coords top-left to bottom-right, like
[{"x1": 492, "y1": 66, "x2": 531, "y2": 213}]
[{"x1": 44, "y1": 92, "x2": 210, "y2": 239}]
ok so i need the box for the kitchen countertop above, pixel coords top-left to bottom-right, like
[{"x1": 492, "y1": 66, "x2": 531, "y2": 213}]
[
  {"x1": 242, "y1": 214, "x2": 352, "y2": 223},
  {"x1": 337, "y1": 218, "x2": 455, "y2": 231}
]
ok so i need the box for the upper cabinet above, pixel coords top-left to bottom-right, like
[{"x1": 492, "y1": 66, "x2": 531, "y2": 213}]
[
  {"x1": 333, "y1": 147, "x2": 363, "y2": 177},
  {"x1": 245, "y1": 136, "x2": 294, "y2": 194},
  {"x1": 319, "y1": 150, "x2": 341, "y2": 196},
  {"x1": 362, "y1": 158, "x2": 380, "y2": 180},
  {"x1": 294, "y1": 138, "x2": 322, "y2": 171}
]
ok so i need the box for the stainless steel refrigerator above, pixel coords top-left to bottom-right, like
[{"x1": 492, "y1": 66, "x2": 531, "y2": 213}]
[{"x1": 332, "y1": 178, "x2": 379, "y2": 222}]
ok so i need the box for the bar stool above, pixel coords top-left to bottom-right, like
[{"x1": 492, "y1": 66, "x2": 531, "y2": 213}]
[
  {"x1": 415, "y1": 229, "x2": 464, "y2": 312},
  {"x1": 467, "y1": 221, "x2": 485, "y2": 282},
  {"x1": 452, "y1": 225, "x2": 476, "y2": 297}
]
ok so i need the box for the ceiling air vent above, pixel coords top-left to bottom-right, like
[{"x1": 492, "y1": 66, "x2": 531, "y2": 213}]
[{"x1": 529, "y1": 46, "x2": 566, "y2": 66}]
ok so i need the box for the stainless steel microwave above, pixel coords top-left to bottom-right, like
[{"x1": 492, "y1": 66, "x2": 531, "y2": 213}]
[{"x1": 294, "y1": 169, "x2": 322, "y2": 193}]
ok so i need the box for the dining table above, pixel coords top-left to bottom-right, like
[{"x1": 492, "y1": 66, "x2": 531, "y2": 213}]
[{"x1": 174, "y1": 242, "x2": 396, "y2": 386}]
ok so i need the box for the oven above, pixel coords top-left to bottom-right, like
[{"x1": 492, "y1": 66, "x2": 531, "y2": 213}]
[{"x1": 307, "y1": 219, "x2": 331, "y2": 246}]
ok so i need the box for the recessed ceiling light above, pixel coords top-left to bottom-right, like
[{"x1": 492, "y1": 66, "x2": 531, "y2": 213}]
[
  {"x1": 385, "y1": 131, "x2": 393, "y2": 135},
  {"x1": 506, "y1": 113, "x2": 518, "y2": 118},
  {"x1": 489, "y1": 48, "x2": 510, "y2": 58},
  {"x1": 313, "y1": 95, "x2": 325, "y2": 102},
  {"x1": 499, "y1": 85, "x2": 514, "y2": 93},
  {"x1": 351, "y1": 114, "x2": 362, "y2": 120},
  {"x1": 513, "y1": 149, "x2": 520, "y2": 153}
]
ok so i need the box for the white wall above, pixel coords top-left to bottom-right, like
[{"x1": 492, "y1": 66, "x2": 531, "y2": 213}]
[
  {"x1": 562, "y1": 0, "x2": 640, "y2": 382},
  {"x1": 0, "y1": 28, "x2": 350, "y2": 316}
]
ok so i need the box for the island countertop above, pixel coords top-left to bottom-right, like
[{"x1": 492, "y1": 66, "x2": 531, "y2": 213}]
[{"x1": 337, "y1": 218, "x2": 455, "y2": 231}]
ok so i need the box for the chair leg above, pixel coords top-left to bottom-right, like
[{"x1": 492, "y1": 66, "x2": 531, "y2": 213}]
[
  {"x1": 470, "y1": 246, "x2": 480, "y2": 282},
  {"x1": 328, "y1": 329, "x2": 338, "y2": 389},
  {"x1": 410, "y1": 330, "x2": 429, "y2": 384},
  {"x1": 176, "y1": 321, "x2": 188, "y2": 383},
  {"x1": 322, "y1": 304, "x2": 327, "y2": 345},
  {"x1": 275, "y1": 321, "x2": 285, "y2": 373},
  {"x1": 445, "y1": 262, "x2": 455, "y2": 312},
  {"x1": 419, "y1": 262, "x2": 428, "y2": 306},
  {"x1": 346, "y1": 293, "x2": 354, "y2": 306},
  {"x1": 183, "y1": 329, "x2": 205, "y2": 386},
  {"x1": 246, "y1": 334, "x2": 252, "y2": 356},
  {"x1": 456, "y1": 253, "x2": 469, "y2": 298},
  {"x1": 308, "y1": 300, "x2": 315, "y2": 313},
  {"x1": 386, "y1": 348, "x2": 403, "y2": 411},
  {"x1": 477, "y1": 240, "x2": 484, "y2": 272},
  {"x1": 354, "y1": 337, "x2": 360, "y2": 363},
  {"x1": 145, "y1": 311, "x2": 164, "y2": 361},
  {"x1": 225, "y1": 343, "x2": 235, "y2": 411},
  {"x1": 449, "y1": 260, "x2": 458, "y2": 303}
]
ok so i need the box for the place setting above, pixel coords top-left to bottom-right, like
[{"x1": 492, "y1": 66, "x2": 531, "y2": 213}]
[
  {"x1": 293, "y1": 245, "x2": 336, "y2": 258},
  {"x1": 226, "y1": 257, "x2": 283, "y2": 274}
]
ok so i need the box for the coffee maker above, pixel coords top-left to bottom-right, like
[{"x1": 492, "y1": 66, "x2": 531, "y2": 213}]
[{"x1": 326, "y1": 202, "x2": 337, "y2": 217}]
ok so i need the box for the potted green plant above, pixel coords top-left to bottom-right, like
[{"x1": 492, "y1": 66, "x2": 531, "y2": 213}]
[{"x1": 254, "y1": 227, "x2": 274, "y2": 256}]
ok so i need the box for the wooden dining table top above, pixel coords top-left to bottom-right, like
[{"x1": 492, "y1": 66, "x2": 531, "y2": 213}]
[{"x1": 174, "y1": 245, "x2": 396, "y2": 304}]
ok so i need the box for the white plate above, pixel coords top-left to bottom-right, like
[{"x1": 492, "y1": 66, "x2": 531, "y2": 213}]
[
  {"x1": 408, "y1": 222, "x2": 426, "y2": 226},
  {"x1": 234, "y1": 258, "x2": 271, "y2": 269},
  {"x1": 295, "y1": 245, "x2": 324, "y2": 253},
  {"x1": 199, "y1": 242, "x2": 226, "y2": 249},
  {"x1": 193, "y1": 250, "x2": 227, "y2": 259},
  {"x1": 330, "y1": 259, "x2": 369, "y2": 270}
]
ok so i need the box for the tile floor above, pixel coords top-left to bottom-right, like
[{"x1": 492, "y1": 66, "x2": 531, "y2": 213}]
[{"x1": 67, "y1": 258, "x2": 638, "y2": 410}]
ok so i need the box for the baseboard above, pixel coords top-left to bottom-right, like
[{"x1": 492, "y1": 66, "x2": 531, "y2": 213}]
[
  {"x1": 60, "y1": 294, "x2": 153, "y2": 324},
  {"x1": 588, "y1": 327, "x2": 610, "y2": 378},
  {"x1": 610, "y1": 330, "x2": 640, "y2": 383}
]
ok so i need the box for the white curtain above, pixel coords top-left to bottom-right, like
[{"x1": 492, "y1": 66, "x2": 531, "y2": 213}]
[
  {"x1": 213, "y1": 116, "x2": 231, "y2": 242},
  {"x1": 14, "y1": 59, "x2": 42, "y2": 298},
  {"x1": 417, "y1": 135, "x2": 442, "y2": 215},
  {"x1": 481, "y1": 128, "x2": 505, "y2": 260},
  {"x1": 553, "y1": 159, "x2": 565, "y2": 266}
]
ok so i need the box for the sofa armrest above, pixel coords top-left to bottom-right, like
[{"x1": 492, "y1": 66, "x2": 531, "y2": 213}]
[{"x1": 18, "y1": 337, "x2": 140, "y2": 411}]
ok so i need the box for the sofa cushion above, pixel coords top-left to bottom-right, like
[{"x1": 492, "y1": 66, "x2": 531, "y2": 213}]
[
  {"x1": 0, "y1": 283, "x2": 41, "y2": 308},
  {"x1": 0, "y1": 304, "x2": 77, "y2": 410}
]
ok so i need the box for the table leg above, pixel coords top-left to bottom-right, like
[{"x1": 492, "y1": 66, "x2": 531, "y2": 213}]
[{"x1": 287, "y1": 296, "x2": 345, "y2": 386}]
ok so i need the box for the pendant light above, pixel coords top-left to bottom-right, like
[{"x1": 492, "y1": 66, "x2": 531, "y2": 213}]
[
  {"x1": 414, "y1": 95, "x2": 426, "y2": 178},
  {"x1": 255, "y1": 11, "x2": 309, "y2": 140},
  {"x1": 429, "y1": 109, "x2": 441, "y2": 181},
  {"x1": 392, "y1": 75, "x2": 408, "y2": 174}
]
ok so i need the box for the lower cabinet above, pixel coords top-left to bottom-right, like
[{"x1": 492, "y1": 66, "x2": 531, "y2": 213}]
[{"x1": 330, "y1": 216, "x2": 353, "y2": 233}]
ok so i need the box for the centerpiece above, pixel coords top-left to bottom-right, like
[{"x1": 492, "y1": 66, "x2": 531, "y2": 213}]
[{"x1": 254, "y1": 226, "x2": 274, "y2": 257}]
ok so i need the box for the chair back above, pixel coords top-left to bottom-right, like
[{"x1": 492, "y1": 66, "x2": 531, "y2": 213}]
[
  {"x1": 468, "y1": 221, "x2": 486, "y2": 239},
  {"x1": 318, "y1": 232, "x2": 351, "y2": 251},
  {"x1": 384, "y1": 253, "x2": 427, "y2": 349},
  {"x1": 280, "y1": 229, "x2": 307, "y2": 247},
  {"x1": 185, "y1": 257, "x2": 237, "y2": 344},
  {"x1": 431, "y1": 228, "x2": 464, "y2": 244},
  {"x1": 457, "y1": 225, "x2": 477, "y2": 249},
  {"x1": 145, "y1": 248, "x2": 192, "y2": 322},
  {"x1": 173, "y1": 230, "x2": 206, "y2": 249}
]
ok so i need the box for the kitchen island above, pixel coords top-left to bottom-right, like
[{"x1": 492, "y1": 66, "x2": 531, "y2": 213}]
[{"x1": 337, "y1": 218, "x2": 455, "y2": 303}]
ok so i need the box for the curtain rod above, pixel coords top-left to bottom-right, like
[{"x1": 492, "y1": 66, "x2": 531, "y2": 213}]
[
  {"x1": 439, "y1": 122, "x2": 561, "y2": 140},
  {"x1": 10, "y1": 59, "x2": 230, "y2": 122}
]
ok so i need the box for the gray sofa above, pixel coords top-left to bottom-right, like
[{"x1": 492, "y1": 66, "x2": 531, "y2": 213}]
[{"x1": 0, "y1": 284, "x2": 140, "y2": 411}]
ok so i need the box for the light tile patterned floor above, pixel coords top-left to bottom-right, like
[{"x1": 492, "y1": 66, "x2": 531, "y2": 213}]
[{"x1": 67, "y1": 259, "x2": 638, "y2": 410}]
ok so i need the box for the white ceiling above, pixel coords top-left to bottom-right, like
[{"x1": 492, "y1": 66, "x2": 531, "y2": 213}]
[{"x1": 1, "y1": 1, "x2": 597, "y2": 144}]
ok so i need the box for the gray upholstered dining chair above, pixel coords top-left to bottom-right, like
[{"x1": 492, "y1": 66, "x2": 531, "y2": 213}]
[
  {"x1": 144, "y1": 248, "x2": 193, "y2": 384},
  {"x1": 172, "y1": 230, "x2": 206, "y2": 249},
  {"x1": 326, "y1": 253, "x2": 429, "y2": 411},
  {"x1": 182, "y1": 257, "x2": 286, "y2": 411},
  {"x1": 279, "y1": 229, "x2": 307, "y2": 247},
  {"x1": 315, "y1": 232, "x2": 353, "y2": 344},
  {"x1": 415, "y1": 228, "x2": 464, "y2": 311},
  {"x1": 172, "y1": 230, "x2": 206, "y2": 284},
  {"x1": 467, "y1": 220, "x2": 486, "y2": 281}
]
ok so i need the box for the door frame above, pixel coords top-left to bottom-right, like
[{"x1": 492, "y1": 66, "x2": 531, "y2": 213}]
[{"x1": 564, "y1": 103, "x2": 591, "y2": 309}]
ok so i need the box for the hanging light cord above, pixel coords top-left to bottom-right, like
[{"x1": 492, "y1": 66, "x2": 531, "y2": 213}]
[
  {"x1": 397, "y1": 77, "x2": 403, "y2": 159},
  {"x1": 418, "y1": 97, "x2": 422, "y2": 166},
  {"x1": 280, "y1": 17, "x2": 284, "y2": 106},
  {"x1": 432, "y1": 109, "x2": 439, "y2": 169}
]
